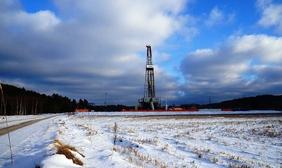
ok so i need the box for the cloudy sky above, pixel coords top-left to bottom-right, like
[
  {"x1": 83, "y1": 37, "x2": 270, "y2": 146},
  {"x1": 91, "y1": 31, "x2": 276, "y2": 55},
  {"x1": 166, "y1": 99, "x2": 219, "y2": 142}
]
[{"x1": 0, "y1": 0, "x2": 281, "y2": 105}]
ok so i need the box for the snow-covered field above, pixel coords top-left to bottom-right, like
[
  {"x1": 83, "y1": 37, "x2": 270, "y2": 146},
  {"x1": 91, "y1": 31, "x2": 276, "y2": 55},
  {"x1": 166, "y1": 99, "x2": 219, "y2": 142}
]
[{"x1": 0, "y1": 113, "x2": 281, "y2": 168}]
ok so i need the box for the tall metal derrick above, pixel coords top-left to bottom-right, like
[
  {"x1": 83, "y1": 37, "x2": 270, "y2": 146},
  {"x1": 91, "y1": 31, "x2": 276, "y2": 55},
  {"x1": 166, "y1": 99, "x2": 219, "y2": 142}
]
[
  {"x1": 139, "y1": 45, "x2": 160, "y2": 110},
  {"x1": 144, "y1": 45, "x2": 155, "y2": 98}
]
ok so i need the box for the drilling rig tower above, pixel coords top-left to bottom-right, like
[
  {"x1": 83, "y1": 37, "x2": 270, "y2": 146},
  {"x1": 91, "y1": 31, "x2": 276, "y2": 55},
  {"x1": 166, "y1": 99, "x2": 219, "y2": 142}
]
[{"x1": 139, "y1": 45, "x2": 160, "y2": 110}]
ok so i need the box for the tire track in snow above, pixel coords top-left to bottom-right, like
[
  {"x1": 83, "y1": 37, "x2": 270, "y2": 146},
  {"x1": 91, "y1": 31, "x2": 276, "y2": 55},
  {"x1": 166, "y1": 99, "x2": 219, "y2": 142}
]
[{"x1": 0, "y1": 116, "x2": 55, "y2": 136}]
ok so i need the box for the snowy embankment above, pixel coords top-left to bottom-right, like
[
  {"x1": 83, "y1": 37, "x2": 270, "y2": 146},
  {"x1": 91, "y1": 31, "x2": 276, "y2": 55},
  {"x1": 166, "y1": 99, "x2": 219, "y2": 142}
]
[
  {"x1": 0, "y1": 114, "x2": 57, "y2": 129},
  {"x1": 0, "y1": 116, "x2": 58, "y2": 167},
  {"x1": 0, "y1": 113, "x2": 281, "y2": 168}
]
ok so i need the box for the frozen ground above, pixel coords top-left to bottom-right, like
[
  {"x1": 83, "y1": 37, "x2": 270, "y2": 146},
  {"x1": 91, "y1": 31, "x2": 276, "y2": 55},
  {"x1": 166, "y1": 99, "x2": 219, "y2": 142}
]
[{"x1": 0, "y1": 113, "x2": 281, "y2": 168}]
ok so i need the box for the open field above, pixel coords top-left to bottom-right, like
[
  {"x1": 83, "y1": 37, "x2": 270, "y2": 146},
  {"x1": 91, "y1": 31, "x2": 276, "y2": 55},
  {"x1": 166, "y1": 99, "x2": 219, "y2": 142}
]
[{"x1": 0, "y1": 113, "x2": 281, "y2": 168}]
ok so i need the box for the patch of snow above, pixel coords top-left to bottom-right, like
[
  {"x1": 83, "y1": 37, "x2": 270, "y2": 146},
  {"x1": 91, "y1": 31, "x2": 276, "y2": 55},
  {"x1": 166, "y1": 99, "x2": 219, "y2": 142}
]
[{"x1": 41, "y1": 154, "x2": 81, "y2": 168}]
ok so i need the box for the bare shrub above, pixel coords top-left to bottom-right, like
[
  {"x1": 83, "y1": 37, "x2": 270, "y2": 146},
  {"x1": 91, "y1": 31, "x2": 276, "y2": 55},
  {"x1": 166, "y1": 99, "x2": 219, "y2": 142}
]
[
  {"x1": 114, "y1": 146, "x2": 167, "y2": 168},
  {"x1": 54, "y1": 140, "x2": 84, "y2": 166},
  {"x1": 76, "y1": 124, "x2": 97, "y2": 136},
  {"x1": 211, "y1": 157, "x2": 219, "y2": 163}
]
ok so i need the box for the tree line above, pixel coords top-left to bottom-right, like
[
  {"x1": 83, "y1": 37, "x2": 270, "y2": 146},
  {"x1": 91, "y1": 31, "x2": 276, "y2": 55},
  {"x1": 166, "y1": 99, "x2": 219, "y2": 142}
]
[
  {"x1": 206, "y1": 95, "x2": 282, "y2": 110},
  {"x1": 181, "y1": 95, "x2": 282, "y2": 110},
  {"x1": 0, "y1": 83, "x2": 89, "y2": 115}
]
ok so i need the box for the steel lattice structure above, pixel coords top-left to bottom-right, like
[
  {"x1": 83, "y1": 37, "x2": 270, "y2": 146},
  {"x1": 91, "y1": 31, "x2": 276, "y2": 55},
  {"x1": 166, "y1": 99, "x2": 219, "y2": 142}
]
[
  {"x1": 139, "y1": 45, "x2": 160, "y2": 110},
  {"x1": 144, "y1": 45, "x2": 155, "y2": 98}
]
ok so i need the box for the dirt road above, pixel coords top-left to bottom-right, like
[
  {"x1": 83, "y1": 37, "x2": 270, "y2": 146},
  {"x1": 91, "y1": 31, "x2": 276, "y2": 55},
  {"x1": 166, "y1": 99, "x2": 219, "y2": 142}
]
[{"x1": 0, "y1": 116, "x2": 55, "y2": 136}]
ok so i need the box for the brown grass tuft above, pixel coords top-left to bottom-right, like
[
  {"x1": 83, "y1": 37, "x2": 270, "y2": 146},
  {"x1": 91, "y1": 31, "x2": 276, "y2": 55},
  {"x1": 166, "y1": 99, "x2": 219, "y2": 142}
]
[{"x1": 54, "y1": 139, "x2": 84, "y2": 166}]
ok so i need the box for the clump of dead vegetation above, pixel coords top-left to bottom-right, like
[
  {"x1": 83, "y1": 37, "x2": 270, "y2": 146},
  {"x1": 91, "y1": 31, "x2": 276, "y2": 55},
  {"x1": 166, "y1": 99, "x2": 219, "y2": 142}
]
[
  {"x1": 113, "y1": 146, "x2": 167, "y2": 168},
  {"x1": 251, "y1": 125, "x2": 281, "y2": 137},
  {"x1": 53, "y1": 139, "x2": 84, "y2": 166},
  {"x1": 76, "y1": 124, "x2": 98, "y2": 136}
]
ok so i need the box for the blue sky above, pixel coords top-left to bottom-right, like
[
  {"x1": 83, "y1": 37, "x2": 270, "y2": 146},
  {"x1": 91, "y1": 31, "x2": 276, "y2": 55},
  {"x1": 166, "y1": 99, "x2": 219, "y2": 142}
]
[{"x1": 0, "y1": 0, "x2": 282, "y2": 104}]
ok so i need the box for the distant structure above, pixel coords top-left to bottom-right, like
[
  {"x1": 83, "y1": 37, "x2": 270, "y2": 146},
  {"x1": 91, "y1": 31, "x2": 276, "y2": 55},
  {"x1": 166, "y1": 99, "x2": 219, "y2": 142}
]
[
  {"x1": 75, "y1": 108, "x2": 89, "y2": 112},
  {"x1": 139, "y1": 45, "x2": 160, "y2": 110}
]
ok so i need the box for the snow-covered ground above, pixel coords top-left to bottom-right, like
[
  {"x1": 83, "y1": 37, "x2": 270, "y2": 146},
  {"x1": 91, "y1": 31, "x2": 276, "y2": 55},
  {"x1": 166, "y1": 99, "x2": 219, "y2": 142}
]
[
  {"x1": 0, "y1": 114, "x2": 55, "y2": 129},
  {"x1": 0, "y1": 113, "x2": 281, "y2": 168}
]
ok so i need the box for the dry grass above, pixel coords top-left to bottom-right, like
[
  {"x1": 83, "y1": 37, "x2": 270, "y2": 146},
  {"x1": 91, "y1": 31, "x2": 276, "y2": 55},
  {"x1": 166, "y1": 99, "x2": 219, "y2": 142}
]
[
  {"x1": 135, "y1": 138, "x2": 158, "y2": 145},
  {"x1": 54, "y1": 140, "x2": 84, "y2": 166},
  {"x1": 113, "y1": 146, "x2": 167, "y2": 168},
  {"x1": 76, "y1": 124, "x2": 98, "y2": 136}
]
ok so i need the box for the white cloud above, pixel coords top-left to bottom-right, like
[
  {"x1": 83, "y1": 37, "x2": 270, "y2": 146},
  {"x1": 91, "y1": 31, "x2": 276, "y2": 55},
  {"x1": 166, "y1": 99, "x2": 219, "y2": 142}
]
[
  {"x1": 180, "y1": 34, "x2": 282, "y2": 102},
  {"x1": 15, "y1": 10, "x2": 60, "y2": 31},
  {"x1": 231, "y1": 34, "x2": 282, "y2": 62},
  {"x1": 176, "y1": 14, "x2": 199, "y2": 41},
  {"x1": 191, "y1": 49, "x2": 214, "y2": 58},
  {"x1": 257, "y1": 0, "x2": 282, "y2": 33},
  {"x1": 0, "y1": 5, "x2": 60, "y2": 32},
  {"x1": 206, "y1": 7, "x2": 224, "y2": 26},
  {"x1": 205, "y1": 7, "x2": 234, "y2": 27}
]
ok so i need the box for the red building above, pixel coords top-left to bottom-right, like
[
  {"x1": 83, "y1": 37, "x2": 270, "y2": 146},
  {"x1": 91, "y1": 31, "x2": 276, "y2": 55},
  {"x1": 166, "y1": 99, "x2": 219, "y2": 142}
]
[{"x1": 75, "y1": 108, "x2": 89, "y2": 112}]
